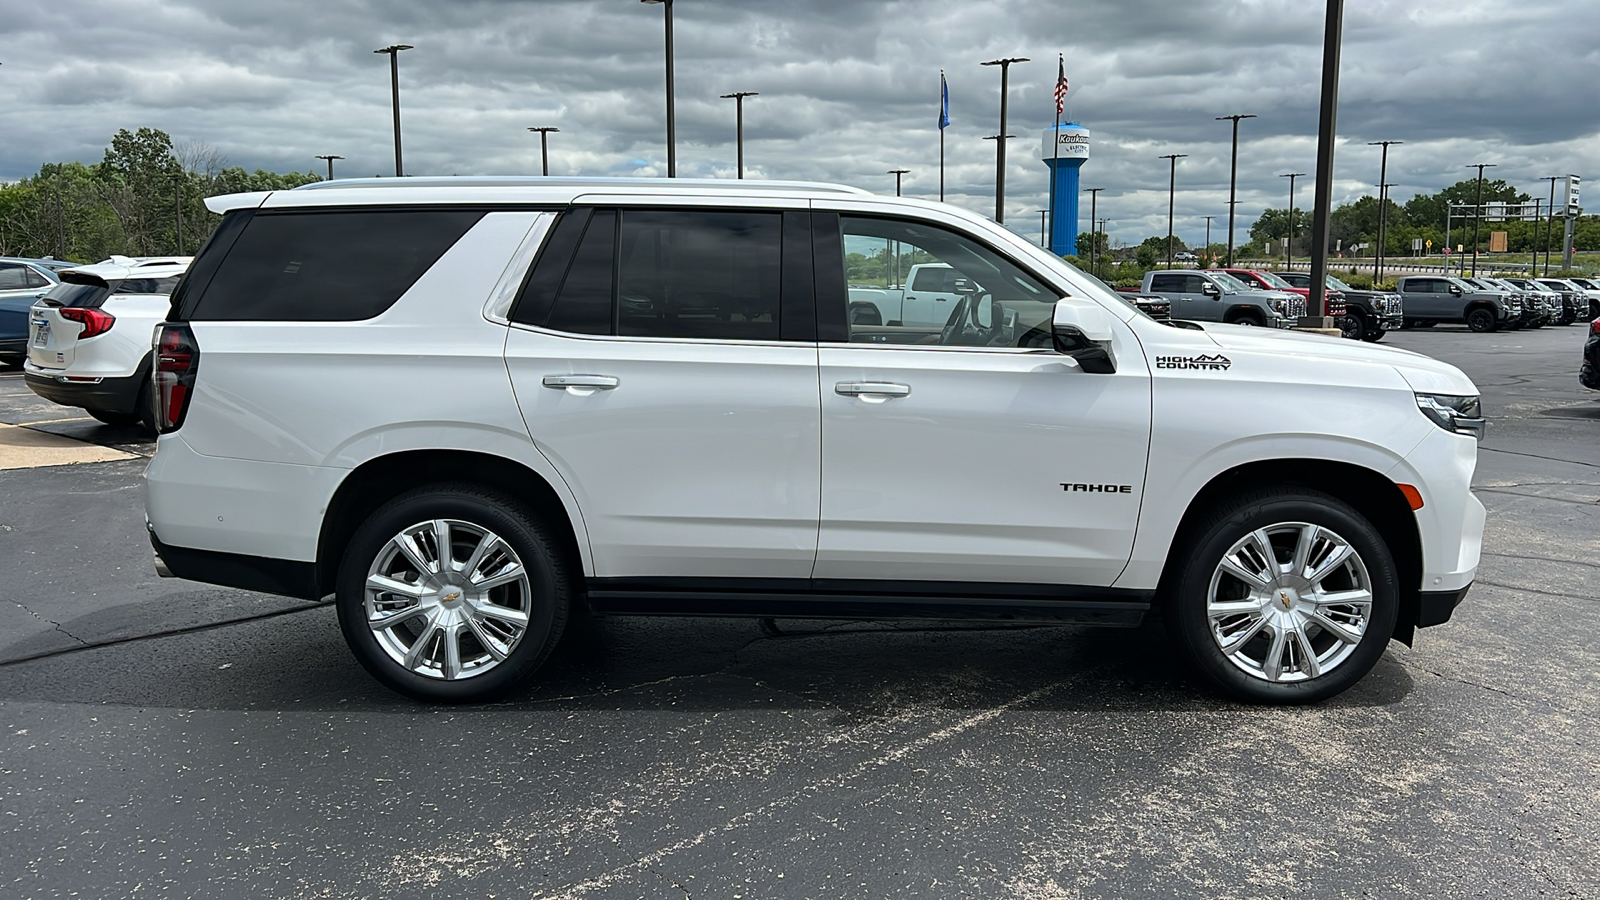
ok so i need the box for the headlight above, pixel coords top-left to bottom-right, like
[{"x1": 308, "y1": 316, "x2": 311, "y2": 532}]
[{"x1": 1416, "y1": 393, "x2": 1486, "y2": 440}]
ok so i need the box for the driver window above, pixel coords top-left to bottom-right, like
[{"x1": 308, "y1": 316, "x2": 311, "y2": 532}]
[{"x1": 840, "y1": 215, "x2": 1055, "y2": 347}]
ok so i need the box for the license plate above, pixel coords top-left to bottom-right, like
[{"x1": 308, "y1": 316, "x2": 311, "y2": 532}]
[{"x1": 32, "y1": 321, "x2": 50, "y2": 347}]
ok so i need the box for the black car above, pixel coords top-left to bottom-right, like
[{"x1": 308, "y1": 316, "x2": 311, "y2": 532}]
[
  {"x1": 1278, "y1": 272, "x2": 1401, "y2": 342},
  {"x1": 1582, "y1": 319, "x2": 1600, "y2": 391}
]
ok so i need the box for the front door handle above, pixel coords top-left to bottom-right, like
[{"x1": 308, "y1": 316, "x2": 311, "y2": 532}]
[
  {"x1": 542, "y1": 374, "x2": 619, "y2": 394},
  {"x1": 835, "y1": 381, "x2": 911, "y2": 398}
]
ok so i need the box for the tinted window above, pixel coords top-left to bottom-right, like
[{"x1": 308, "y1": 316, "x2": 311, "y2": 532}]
[
  {"x1": 1183, "y1": 275, "x2": 1207, "y2": 293},
  {"x1": 112, "y1": 276, "x2": 181, "y2": 295},
  {"x1": 25, "y1": 268, "x2": 50, "y2": 288},
  {"x1": 617, "y1": 209, "x2": 781, "y2": 340},
  {"x1": 43, "y1": 278, "x2": 111, "y2": 308},
  {"x1": 0, "y1": 265, "x2": 28, "y2": 290},
  {"x1": 546, "y1": 210, "x2": 615, "y2": 335},
  {"x1": 191, "y1": 209, "x2": 484, "y2": 321},
  {"x1": 1149, "y1": 274, "x2": 1184, "y2": 293}
]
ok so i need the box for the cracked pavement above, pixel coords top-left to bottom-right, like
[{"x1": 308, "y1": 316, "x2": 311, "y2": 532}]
[{"x1": 1, "y1": 323, "x2": 1598, "y2": 899}]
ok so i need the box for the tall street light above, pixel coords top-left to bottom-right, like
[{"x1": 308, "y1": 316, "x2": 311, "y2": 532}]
[
  {"x1": 1540, "y1": 175, "x2": 1560, "y2": 276},
  {"x1": 980, "y1": 56, "x2": 1028, "y2": 223},
  {"x1": 887, "y1": 168, "x2": 909, "y2": 197},
  {"x1": 1281, "y1": 173, "x2": 1306, "y2": 265},
  {"x1": 1216, "y1": 114, "x2": 1256, "y2": 266},
  {"x1": 642, "y1": 0, "x2": 676, "y2": 177},
  {"x1": 1466, "y1": 163, "x2": 1496, "y2": 276},
  {"x1": 1037, "y1": 209, "x2": 1049, "y2": 247},
  {"x1": 315, "y1": 154, "x2": 344, "y2": 181},
  {"x1": 1097, "y1": 218, "x2": 1110, "y2": 278},
  {"x1": 1378, "y1": 182, "x2": 1397, "y2": 277},
  {"x1": 374, "y1": 44, "x2": 413, "y2": 177},
  {"x1": 1160, "y1": 153, "x2": 1187, "y2": 267},
  {"x1": 721, "y1": 92, "x2": 758, "y2": 179},
  {"x1": 1202, "y1": 215, "x2": 1215, "y2": 260},
  {"x1": 1306, "y1": 0, "x2": 1346, "y2": 321},
  {"x1": 1367, "y1": 140, "x2": 1402, "y2": 283},
  {"x1": 527, "y1": 127, "x2": 559, "y2": 176},
  {"x1": 1086, "y1": 187, "x2": 1104, "y2": 270}
]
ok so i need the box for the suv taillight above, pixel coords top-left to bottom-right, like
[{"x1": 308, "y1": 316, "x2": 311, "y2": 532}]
[
  {"x1": 1590, "y1": 319, "x2": 1600, "y2": 336},
  {"x1": 59, "y1": 307, "x2": 115, "y2": 339},
  {"x1": 153, "y1": 324, "x2": 199, "y2": 433}
]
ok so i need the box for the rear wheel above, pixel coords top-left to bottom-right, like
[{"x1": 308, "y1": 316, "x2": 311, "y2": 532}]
[
  {"x1": 1165, "y1": 487, "x2": 1398, "y2": 703},
  {"x1": 1466, "y1": 307, "x2": 1497, "y2": 333},
  {"x1": 336, "y1": 484, "x2": 571, "y2": 703}
]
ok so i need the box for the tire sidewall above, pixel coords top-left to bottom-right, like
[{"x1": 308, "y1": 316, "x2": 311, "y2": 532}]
[
  {"x1": 335, "y1": 487, "x2": 567, "y2": 703},
  {"x1": 1467, "y1": 308, "x2": 1495, "y2": 332},
  {"x1": 1168, "y1": 492, "x2": 1400, "y2": 704}
]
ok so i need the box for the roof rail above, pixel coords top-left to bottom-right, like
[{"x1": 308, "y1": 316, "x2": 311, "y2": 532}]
[{"x1": 293, "y1": 175, "x2": 872, "y2": 196}]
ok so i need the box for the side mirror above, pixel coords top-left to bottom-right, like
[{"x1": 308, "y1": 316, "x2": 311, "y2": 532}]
[
  {"x1": 1201, "y1": 281, "x2": 1221, "y2": 297},
  {"x1": 1449, "y1": 284, "x2": 1464, "y2": 296},
  {"x1": 1052, "y1": 298, "x2": 1117, "y2": 374},
  {"x1": 973, "y1": 294, "x2": 995, "y2": 330}
]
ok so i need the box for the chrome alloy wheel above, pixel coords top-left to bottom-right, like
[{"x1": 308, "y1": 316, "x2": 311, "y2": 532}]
[
  {"x1": 1206, "y1": 522, "x2": 1373, "y2": 683},
  {"x1": 364, "y1": 518, "x2": 532, "y2": 681}
]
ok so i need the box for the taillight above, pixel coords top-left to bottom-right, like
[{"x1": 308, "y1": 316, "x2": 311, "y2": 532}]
[
  {"x1": 58, "y1": 307, "x2": 115, "y2": 339},
  {"x1": 1590, "y1": 319, "x2": 1600, "y2": 335},
  {"x1": 153, "y1": 323, "x2": 199, "y2": 434}
]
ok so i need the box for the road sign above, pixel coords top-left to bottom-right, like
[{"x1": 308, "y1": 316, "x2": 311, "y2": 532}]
[
  {"x1": 1426, "y1": 239, "x2": 1433, "y2": 249},
  {"x1": 1412, "y1": 238, "x2": 1424, "y2": 252},
  {"x1": 1443, "y1": 247, "x2": 1451, "y2": 255}
]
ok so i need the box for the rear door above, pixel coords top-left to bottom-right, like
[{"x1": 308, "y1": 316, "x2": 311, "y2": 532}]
[{"x1": 503, "y1": 205, "x2": 822, "y2": 580}]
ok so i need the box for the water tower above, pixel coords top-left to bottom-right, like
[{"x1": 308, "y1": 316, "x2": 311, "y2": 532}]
[{"x1": 1042, "y1": 123, "x2": 1090, "y2": 256}]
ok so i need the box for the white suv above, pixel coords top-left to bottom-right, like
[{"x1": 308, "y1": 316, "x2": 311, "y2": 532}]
[
  {"x1": 25, "y1": 256, "x2": 192, "y2": 428},
  {"x1": 144, "y1": 177, "x2": 1485, "y2": 704}
]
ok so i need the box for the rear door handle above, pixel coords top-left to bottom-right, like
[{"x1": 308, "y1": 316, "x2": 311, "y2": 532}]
[
  {"x1": 835, "y1": 381, "x2": 910, "y2": 398},
  {"x1": 542, "y1": 374, "x2": 619, "y2": 393}
]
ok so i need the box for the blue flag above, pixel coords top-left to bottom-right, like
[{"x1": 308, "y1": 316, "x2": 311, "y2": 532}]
[{"x1": 939, "y1": 71, "x2": 950, "y2": 130}]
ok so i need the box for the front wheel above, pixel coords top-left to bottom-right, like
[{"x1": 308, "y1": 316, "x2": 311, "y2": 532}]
[
  {"x1": 1362, "y1": 329, "x2": 1386, "y2": 342},
  {"x1": 1466, "y1": 308, "x2": 1497, "y2": 333},
  {"x1": 1165, "y1": 487, "x2": 1399, "y2": 703},
  {"x1": 335, "y1": 484, "x2": 571, "y2": 703},
  {"x1": 1338, "y1": 314, "x2": 1366, "y2": 341},
  {"x1": 1229, "y1": 311, "x2": 1265, "y2": 327}
]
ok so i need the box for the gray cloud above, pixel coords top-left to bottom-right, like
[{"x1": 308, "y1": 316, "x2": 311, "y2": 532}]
[{"x1": 1, "y1": 0, "x2": 1595, "y2": 247}]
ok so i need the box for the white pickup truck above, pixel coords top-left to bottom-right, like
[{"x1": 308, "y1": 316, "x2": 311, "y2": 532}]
[{"x1": 848, "y1": 263, "x2": 969, "y2": 327}]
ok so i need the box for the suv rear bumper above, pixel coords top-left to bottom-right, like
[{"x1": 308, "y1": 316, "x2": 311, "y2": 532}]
[
  {"x1": 150, "y1": 530, "x2": 320, "y2": 600},
  {"x1": 24, "y1": 356, "x2": 151, "y2": 415}
]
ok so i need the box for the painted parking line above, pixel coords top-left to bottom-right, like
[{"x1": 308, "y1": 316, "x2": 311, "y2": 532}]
[
  {"x1": 0, "y1": 423, "x2": 136, "y2": 470},
  {"x1": 16, "y1": 416, "x2": 95, "y2": 426}
]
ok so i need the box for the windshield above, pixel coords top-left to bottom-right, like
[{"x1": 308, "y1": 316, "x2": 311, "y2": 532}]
[
  {"x1": 1211, "y1": 272, "x2": 1250, "y2": 293},
  {"x1": 1254, "y1": 271, "x2": 1296, "y2": 289},
  {"x1": 1326, "y1": 276, "x2": 1353, "y2": 292}
]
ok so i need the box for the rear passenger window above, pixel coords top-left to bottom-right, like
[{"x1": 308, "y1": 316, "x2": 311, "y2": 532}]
[
  {"x1": 617, "y1": 210, "x2": 782, "y2": 340},
  {"x1": 1149, "y1": 274, "x2": 1183, "y2": 293},
  {"x1": 546, "y1": 211, "x2": 616, "y2": 335},
  {"x1": 190, "y1": 209, "x2": 484, "y2": 321}
]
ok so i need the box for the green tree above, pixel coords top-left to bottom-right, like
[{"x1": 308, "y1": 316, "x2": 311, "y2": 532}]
[
  {"x1": 1075, "y1": 231, "x2": 1108, "y2": 257},
  {"x1": 1403, "y1": 178, "x2": 1529, "y2": 233}
]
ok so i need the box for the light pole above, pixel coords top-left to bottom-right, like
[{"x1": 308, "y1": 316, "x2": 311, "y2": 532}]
[
  {"x1": 1378, "y1": 182, "x2": 1397, "y2": 276},
  {"x1": 526, "y1": 127, "x2": 559, "y2": 176},
  {"x1": 1160, "y1": 153, "x2": 1186, "y2": 267},
  {"x1": 315, "y1": 154, "x2": 343, "y2": 181},
  {"x1": 720, "y1": 92, "x2": 758, "y2": 179},
  {"x1": 1366, "y1": 140, "x2": 1402, "y2": 284},
  {"x1": 1216, "y1": 114, "x2": 1256, "y2": 266},
  {"x1": 1202, "y1": 215, "x2": 1215, "y2": 261},
  {"x1": 1097, "y1": 218, "x2": 1110, "y2": 278},
  {"x1": 1540, "y1": 175, "x2": 1560, "y2": 276},
  {"x1": 642, "y1": 0, "x2": 676, "y2": 177},
  {"x1": 170, "y1": 174, "x2": 183, "y2": 255},
  {"x1": 1086, "y1": 187, "x2": 1104, "y2": 271},
  {"x1": 1306, "y1": 0, "x2": 1346, "y2": 321},
  {"x1": 1466, "y1": 163, "x2": 1496, "y2": 276},
  {"x1": 374, "y1": 45, "x2": 413, "y2": 177},
  {"x1": 1281, "y1": 173, "x2": 1305, "y2": 266},
  {"x1": 980, "y1": 56, "x2": 1028, "y2": 223},
  {"x1": 887, "y1": 168, "x2": 909, "y2": 197},
  {"x1": 1038, "y1": 209, "x2": 1049, "y2": 247}
]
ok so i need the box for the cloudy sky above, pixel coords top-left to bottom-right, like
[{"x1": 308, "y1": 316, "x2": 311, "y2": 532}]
[{"x1": 3, "y1": 0, "x2": 1597, "y2": 247}]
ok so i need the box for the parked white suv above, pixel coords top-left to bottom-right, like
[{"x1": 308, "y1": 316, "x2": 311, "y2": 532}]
[
  {"x1": 25, "y1": 256, "x2": 192, "y2": 427},
  {"x1": 144, "y1": 177, "x2": 1485, "y2": 704}
]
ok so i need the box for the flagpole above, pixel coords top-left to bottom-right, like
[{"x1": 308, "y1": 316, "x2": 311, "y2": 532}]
[{"x1": 1050, "y1": 55, "x2": 1062, "y2": 253}]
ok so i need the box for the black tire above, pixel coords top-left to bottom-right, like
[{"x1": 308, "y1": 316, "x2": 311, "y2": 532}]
[
  {"x1": 1338, "y1": 314, "x2": 1366, "y2": 341},
  {"x1": 1466, "y1": 307, "x2": 1497, "y2": 333},
  {"x1": 88, "y1": 409, "x2": 142, "y2": 427},
  {"x1": 1228, "y1": 311, "x2": 1265, "y2": 327},
  {"x1": 335, "y1": 484, "x2": 571, "y2": 703},
  {"x1": 1164, "y1": 486, "x2": 1399, "y2": 704},
  {"x1": 1362, "y1": 329, "x2": 1385, "y2": 343}
]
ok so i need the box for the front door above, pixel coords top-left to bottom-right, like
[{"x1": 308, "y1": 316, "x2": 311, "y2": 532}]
[
  {"x1": 504, "y1": 206, "x2": 821, "y2": 579},
  {"x1": 814, "y1": 211, "x2": 1152, "y2": 587}
]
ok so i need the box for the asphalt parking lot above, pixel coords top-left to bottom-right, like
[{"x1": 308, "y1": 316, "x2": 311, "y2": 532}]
[{"x1": 2, "y1": 322, "x2": 1597, "y2": 900}]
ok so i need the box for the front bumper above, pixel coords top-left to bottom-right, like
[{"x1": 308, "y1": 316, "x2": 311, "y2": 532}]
[{"x1": 1418, "y1": 584, "x2": 1471, "y2": 627}]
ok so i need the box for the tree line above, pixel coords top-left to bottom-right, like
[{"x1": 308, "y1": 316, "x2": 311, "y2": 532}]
[{"x1": 0, "y1": 128, "x2": 320, "y2": 263}]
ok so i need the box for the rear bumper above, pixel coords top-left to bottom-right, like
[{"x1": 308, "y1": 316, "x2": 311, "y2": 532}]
[
  {"x1": 150, "y1": 530, "x2": 320, "y2": 601},
  {"x1": 24, "y1": 359, "x2": 150, "y2": 415}
]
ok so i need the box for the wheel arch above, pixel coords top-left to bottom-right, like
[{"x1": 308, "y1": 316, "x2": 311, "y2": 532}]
[
  {"x1": 315, "y1": 449, "x2": 589, "y2": 598},
  {"x1": 1155, "y1": 458, "x2": 1424, "y2": 645},
  {"x1": 1224, "y1": 304, "x2": 1266, "y2": 323}
]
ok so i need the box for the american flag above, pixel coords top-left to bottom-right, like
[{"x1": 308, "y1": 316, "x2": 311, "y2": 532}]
[{"x1": 1054, "y1": 57, "x2": 1068, "y2": 115}]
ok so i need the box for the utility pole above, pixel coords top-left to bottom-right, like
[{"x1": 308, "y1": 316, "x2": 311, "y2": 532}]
[
  {"x1": 1160, "y1": 153, "x2": 1186, "y2": 267},
  {"x1": 980, "y1": 56, "x2": 1028, "y2": 223},
  {"x1": 1540, "y1": 175, "x2": 1560, "y2": 276},
  {"x1": 1466, "y1": 163, "x2": 1496, "y2": 277},
  {"x1": 1216, "y1": 114, "x2": 1256, "y2": 266},
  {"x1": 1281, "y1": 173, "x2": 1305, "y2": 266},
  {"x1": 315, "y1": 154, "x2": 344, "y2": 181},
  {"x1": 1086, "y1": 187, "x2": 1104, "y2": 272},
  {"x1": 1367, "y1": 140, "x2": 1402, "y2": 284},
  {"x1": 526, "y1": 127, "x2": 558, "y2": 176},
  {"x1": 374, "y1": 44, "x2": 413, "y2": 177},
  {"x1": 720, "y1": 92, "x2": 758, "y2": 178},
  {"x1": 642, "y1": 0, "x2": 676, "y2": 176},
  {"x1": 887, "y1": 168, "x2": 909, "y2": 197}
]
